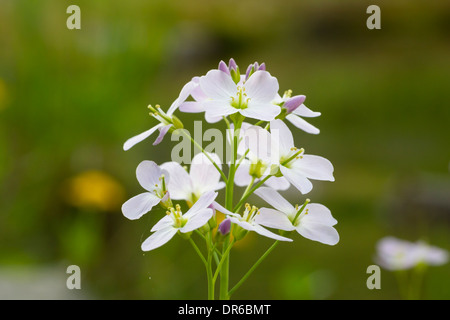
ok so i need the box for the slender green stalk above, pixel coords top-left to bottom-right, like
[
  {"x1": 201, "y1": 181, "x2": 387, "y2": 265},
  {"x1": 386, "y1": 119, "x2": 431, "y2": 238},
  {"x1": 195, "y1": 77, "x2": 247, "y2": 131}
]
[
  {"x1": 235, "y1": 148, "x2": 250, "y2": 171},
  {"x1": 219, "y1": 235, "x2": 231, "y2": 300},
  {"x1": 220, "y1": 118, "x2": 242, "y2": 300},
  {"x1": 409, "y1": 264, "x2": 427, "y2": 300},
  {"x1": 189, "y1": 238, "x2": 207, "y2": 267},
  {"x1": 195, "y1": 229, "x2": 222, "y2": 257},
  {"x1": 233, "y1": 175, "x2": 271, "y2": 212},
  {"x1": 206, "y1": 235, "x2": 215, "y2": 300},
  {"x1": 228, "y1": 241, "x2": 280, "y2": 298},
  {"x1": 213, "y1": 239, "x2": 236, "y2": 285}
]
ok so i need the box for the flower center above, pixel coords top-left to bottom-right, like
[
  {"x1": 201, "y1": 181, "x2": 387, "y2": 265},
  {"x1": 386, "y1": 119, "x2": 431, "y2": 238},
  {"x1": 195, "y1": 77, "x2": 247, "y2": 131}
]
[
  {"x1": 291, "y1": 199, "x2": 310, "y2": 226},
  {"x1": 153, "y1": 174, "x2": 167, "y2": 198},
  {"x1": 249, "y1": 159, "x2": 268, "y2": 179},
  {"x1": 242, "y1": 203, "x2": 260, "y2": 222},
  {"x1": 280, "y1": 147, "x2": 304, "y2": 168},
  {"x1": 167, "y1": 204, "x2": 187, "y2": 228},
  {"x1": 230, "y1": 86, "x2": 250, "y2": 110}
]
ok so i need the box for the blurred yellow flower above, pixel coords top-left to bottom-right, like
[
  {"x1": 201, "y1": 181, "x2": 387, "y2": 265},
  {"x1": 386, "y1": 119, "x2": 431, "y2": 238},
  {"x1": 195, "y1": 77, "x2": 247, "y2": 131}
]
[{"x1": 63, "y1": 170, "x2": 125, "y2": 212}]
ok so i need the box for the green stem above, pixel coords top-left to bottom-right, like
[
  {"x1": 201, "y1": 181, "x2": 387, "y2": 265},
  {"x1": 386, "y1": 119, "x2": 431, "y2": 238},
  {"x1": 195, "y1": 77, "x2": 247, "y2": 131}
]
[
  {"x1": 189, "y1": 238, "x2": 207, "y2": 267},
  {"x1": 213, "y1": 239, "x2": 236, "y2": 285},
  {"x1": 220, "y1": 118, "x2": 242, "y2": 300},
  {"x1": 206, "y1": 235, "x2": 215, "y2": 300},
  {"x1": 233, "y1": 175, "x2": 271, "y2": 212},
  {"x1": 180, "y1": 129, "x2": 228, "y2": 183},
  {"x1": 195, "y1": 230, "x2": 222, "y2": 257},
  {"x1": 228, "y1": 241, "x2": 279, "y2": 298},
  {"x1": 235, "y1": 148, "x2": 250, "y2": 171}
]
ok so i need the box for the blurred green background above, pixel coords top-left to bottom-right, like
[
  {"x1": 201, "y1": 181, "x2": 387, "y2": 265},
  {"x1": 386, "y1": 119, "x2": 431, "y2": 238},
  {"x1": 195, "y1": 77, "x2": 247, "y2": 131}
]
[{"x1": 0, "y1": 0, "x2": 449, "y2": 299}]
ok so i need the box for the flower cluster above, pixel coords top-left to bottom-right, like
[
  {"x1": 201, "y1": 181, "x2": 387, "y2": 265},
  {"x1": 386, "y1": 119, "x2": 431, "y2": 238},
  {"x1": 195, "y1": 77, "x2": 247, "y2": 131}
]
[
  {"x1": 375, "y1": 236, "x2": 448, "y2": 271},
  {"x1": 122, "y1": 59, "x2": 338, "y2": 299}
]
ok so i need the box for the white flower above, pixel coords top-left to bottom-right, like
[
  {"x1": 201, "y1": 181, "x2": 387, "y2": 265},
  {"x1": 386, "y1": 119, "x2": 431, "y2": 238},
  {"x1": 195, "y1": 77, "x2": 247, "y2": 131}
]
[
  {"x1": 255, "y1": 187, "x2": 339, "y2": 245},
  {"x1": 177, "y1": 59, "x2": 279, "y2": 123},
  {"x1": 213, "y1": 201, "x2": 292, "y2": 242},
  {"x1": 141, "y1": 191, "x2": 218, "y2": 251},
  {"x1": 198, "y1": 67, "x2": 280, "y2": 121},
  {"x1": 161, "y1": 152, "x2": 225, "y2": 204},
  {"x1": 122, "y1": 80, "x2": 194, "y2": 150},
  {"x1": 178, "y1": 76, "x2": 223, "y2": 123},
  {"x1": 375, "y1": 236, "x2": 449, "y2": 271},
  {"x1": 121, "y1": 161, "x2": 170, "y2": 220},
  {"x1": 229, "y1": 122, "x2": 290, "y2": 190},
  {"x1": 274, "y1": 90, "x2": 321, "y2": 134},
  {"x1": 243, "y1": 119, "x2": 334, "y2": 194}
]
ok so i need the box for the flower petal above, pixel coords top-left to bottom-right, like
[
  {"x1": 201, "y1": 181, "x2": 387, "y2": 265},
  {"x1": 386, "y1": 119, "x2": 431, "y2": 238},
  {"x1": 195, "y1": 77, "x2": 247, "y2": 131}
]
[
  {"x1": 251, "y1": 224, "x2": 293, "y2": 242},
  {"x1": 179, "y1": 101, "x2": 205, "y2": 113},
  {"x1": 212, "y1": 201, "x2": 240, "y2": 218},
  {"x1": 234, "y1": 161, "x2": 253, "y2": 187},
  {"x1": 200, "y1": 69, "x2": 237, "y2": 100},
  {"x1": 240, "y1": 102, "x2": 281, "y2": 121},
  {"x1": 123, "y1": 124, "x2": 162, "y2": 151},
  {"x1": 254, "y1": 187, "x2": 296, "y2": 214},
  {"x1": 185, "y1": 191, "x2": 218, "y2": 218},
  {"x1": 286, "y1": 114, "x2": 320, "y2": 135},
  {"x1": 296, "y1": 222, "x2": 339, "y2": 246},
  {"x1": 167, "y1": 79, "x2": 199, "y2": 116},
  {"x1": 160, "y1": 162, "x2": 193, "y2": 200},
  {"x1": 153, "y1": 124, "x2": 172, "y2": 146},
  {"x1": 136, "y1": 160, "x2": 164, "y2": 191},
  {"x1": 190, "y1": 153, "x2": 224, "y2": 196},
  {"x1": 255, "y1": 208, "x2": 296, "y2": 231},
  {"x1": 302, "y1": 203, "x2": 338, "y2": 226},
  {"x1": 270, "y1": 119, "x2": 294, "y2": 157},
  {"x1": 291, "y1": 154, "x2": 335, "y2": 182},
  {"x1": 180, "y1": 208, "x2": 214, "y2": 233},
  {"x1": 151, "y1": 215, "x2": 174, "y2": 232},
  {"x1": 244, "y1": 70, "x2": 279, "y2": 103},
  {"x1": 280, "y1": 165, "x2": 313, "y2": 194},
  {"x1": 141, "y1": 226, "x2": 178, "y2": 251},
  {"x1": 243, "y1": 125, "x2": 274, "y2": 163},
  {"x1": 204, "y1": 113, "x2": 223, "y2": 123},
  {"x1": 203, "y1": 100, "x2": 238, "y2": 119},
  {"x1": 292, "y1": 104, "x2": 321, "y2": 118},
  {"x1": 263, "y1": 176, "x2": 290, "y2": 190},
  {"x1": 121, "y1": 192, "x2": 160, "y2": 220}
]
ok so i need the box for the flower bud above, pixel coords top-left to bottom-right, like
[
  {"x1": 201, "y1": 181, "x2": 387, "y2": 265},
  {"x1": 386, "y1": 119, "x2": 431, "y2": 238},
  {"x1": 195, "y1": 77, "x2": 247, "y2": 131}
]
[{"x1": 218, "y1": 218, "x2": 231, "y2": 236}]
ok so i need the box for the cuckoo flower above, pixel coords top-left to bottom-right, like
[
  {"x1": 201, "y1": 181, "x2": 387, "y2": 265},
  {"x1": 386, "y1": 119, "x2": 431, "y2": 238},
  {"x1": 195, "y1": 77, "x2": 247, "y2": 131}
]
[
  {"x1": 161, "y1": 152, "x2": 225, "y2": 205},
  {"x1": 122, "y1": 80, "x2": 197, "y2": 150},
  {"x1": 274, "y1": 90, "x2": 321, "y2": 134},
  {"x1": 199, "y1": 66, "x2": 280, "y2": 121},
  {"x1": 255, "y1": 187, "x2": 339, "y2": 245},
  {"x1": 178, "y1": 59, "x2": 241, "y2": 123},
  {"x1": 213, "y1": 201, "x2": 292, "y2": 242},
  {"x1": 243, "y1": 119, "x2": 334, "y2": 194},
  {"x1": 375, "y1": 237, "x2": 449, "y2": 271},
  {"x1": 229, "y1": 122, "x2": 290, "y2": 190},
  {"x1": 121, "y1": 161, "x2": 170, "y2": 220},
  {"x1": 179, "y1": 59, "x2": 274, "y2": 123},
  {"x1": 141, "y1": 191, "x2": 218, "y2": 251}
]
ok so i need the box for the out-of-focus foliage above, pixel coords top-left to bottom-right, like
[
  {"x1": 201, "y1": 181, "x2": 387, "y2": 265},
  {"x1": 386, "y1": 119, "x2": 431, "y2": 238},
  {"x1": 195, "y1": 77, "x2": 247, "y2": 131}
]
[{"x1": 0, "y1": 0, "x2": 449, "y2": 299}]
